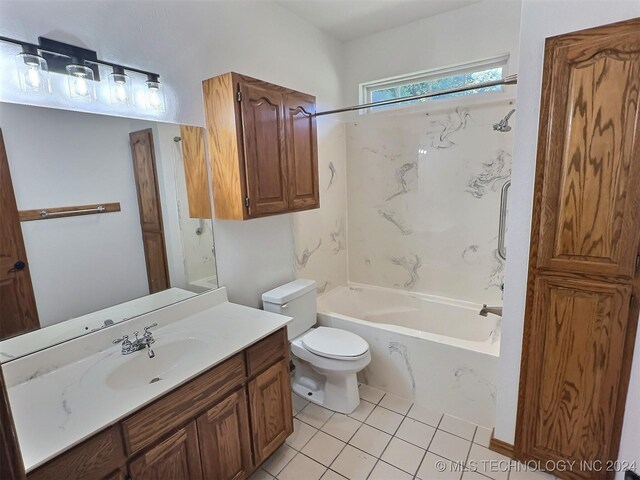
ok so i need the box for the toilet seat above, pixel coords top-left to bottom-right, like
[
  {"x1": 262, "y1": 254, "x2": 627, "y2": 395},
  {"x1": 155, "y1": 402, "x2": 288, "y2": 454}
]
[{"x1": 302, "y1": 327, "x2": 369, "y2": 360}]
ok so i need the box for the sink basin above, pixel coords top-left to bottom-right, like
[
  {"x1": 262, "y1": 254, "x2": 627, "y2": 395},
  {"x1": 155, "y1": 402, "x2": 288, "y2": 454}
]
[{"x1": 104, "y1": 337, "x2": 209, "y2": 390}]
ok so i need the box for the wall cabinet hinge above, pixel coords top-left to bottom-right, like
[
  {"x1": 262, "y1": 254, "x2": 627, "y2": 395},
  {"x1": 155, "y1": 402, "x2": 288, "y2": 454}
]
[
  {"x1": 237, "y1": 91, "x2": 242, "y2": 102},
  {"x1": 635, "y1": 254, "x2": 640, "y2": 270},
  {"x1": 245, "y1": 197, "x2": 250, "y2": 207}
]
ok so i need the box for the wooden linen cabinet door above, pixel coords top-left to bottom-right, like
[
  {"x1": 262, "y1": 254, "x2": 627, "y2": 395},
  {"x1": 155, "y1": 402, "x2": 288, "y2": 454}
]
[
  {"x1": 197, "y1": 389, "x2": 253, "y2": 480},
  {"x1": 283, "y1": 92, "x2": 319, "y2": 210},
  {"x1": 516, "y1": 18, "x2": 640, "y2": 480},
  {"x1": 0, "y1": 129, "x2": 39, "y2": 340},
  {"x1": 248, "y1": 359, "x2": 293, "y2": 465},
  {"x1": 239, "y1": 82, "x2": 288, "y2": 217},
  {"x1": 129, "y1": 129, "x2": 170, "y2": 294},
  {"x1": 129, "y1": 422, "x2": 203, "y2": 480}
]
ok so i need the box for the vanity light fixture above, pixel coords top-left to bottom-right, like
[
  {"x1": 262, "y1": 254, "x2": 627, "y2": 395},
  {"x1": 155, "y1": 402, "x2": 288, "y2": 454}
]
[
  {"x1": 14, "y1": 45, "x2": 50, "y2": 94},
  {"x1": 1, "y1": 35, "x2": 163, "y2": 109}
]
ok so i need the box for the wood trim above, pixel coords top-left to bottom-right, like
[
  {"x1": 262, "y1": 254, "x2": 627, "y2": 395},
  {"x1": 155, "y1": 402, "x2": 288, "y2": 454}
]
[
  {"x1": 18, "y1": 203, "x2": 121, "y2": 222},
  {"x1": 0, "y1": 366, "x2": 25, "y2": 480},
  {"x1": 489, "y1": 432, "x2": 515, "y2": 459}
]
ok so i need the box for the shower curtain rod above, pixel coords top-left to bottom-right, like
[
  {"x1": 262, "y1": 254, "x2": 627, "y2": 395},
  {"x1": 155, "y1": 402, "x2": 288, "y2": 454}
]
[{"x1": 315, "y1": 73, "x2": 518, "y2": 117}]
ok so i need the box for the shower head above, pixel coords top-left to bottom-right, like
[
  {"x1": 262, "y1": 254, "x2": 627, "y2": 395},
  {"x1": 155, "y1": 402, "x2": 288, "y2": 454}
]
[{"x1": 493, "y1": 109, "x2": 516, "y2": 132}]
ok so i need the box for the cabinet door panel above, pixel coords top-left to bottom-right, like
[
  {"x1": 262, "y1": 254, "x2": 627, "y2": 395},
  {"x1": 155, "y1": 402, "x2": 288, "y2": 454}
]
[
  {"x1": 284, "y1": 92, "x2": 319, "y2": 210},
  {"x1": 536, "y1": 28, "x2": 640, "y2": 278},
  {"x1": 240, "y1": 82, "x2": 287, "y2": 217},
  {"x1": 248, "y1": 359, "x2": 293, "y2": 464},
  {"x1": 197, "y1": 389, "x2": 252, "y2": 480},
  {"x1": 519, "y1": 276, "x2": 632, "y2": 468},
  {"x1": 129, "y1": 423, "x2": 203, "y2": 480}
]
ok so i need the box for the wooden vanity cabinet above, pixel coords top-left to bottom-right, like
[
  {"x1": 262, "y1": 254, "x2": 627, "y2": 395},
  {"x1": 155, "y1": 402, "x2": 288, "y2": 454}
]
[
  {"x1": 26, "y1": 328, "x2": 292, "y2": 480},
  {"x1": 202, "y1": 72, "x2": 319, "y2": 220}
]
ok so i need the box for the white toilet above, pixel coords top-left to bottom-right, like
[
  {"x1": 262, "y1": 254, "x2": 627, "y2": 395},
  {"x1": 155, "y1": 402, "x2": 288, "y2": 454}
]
[{"x1": 262, "y1": 279, "x2": 371, "y2": 414}]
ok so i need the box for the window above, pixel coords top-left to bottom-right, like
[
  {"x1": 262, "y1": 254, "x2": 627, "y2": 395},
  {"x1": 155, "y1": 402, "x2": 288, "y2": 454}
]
[{"x1": 361, "y1": 55, "x2": 509, "y2": 111}]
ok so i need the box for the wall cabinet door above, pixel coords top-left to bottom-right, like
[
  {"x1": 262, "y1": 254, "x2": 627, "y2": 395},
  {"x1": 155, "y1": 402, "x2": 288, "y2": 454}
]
[
  {"x1": 239, "y1": 81, "x2": 288, "y2": 217},
  {"x1": 248, "y1": 358, "x2": 293, "y2": 464},
  {"x1": 129, "y1": 423, "x2": 203, "y2": 480},
  {"x1": 197, "y1": 389, "x2": 253, "y2": 480},
  {"x1": 284, "y1": 92, "x2": 319, "y2": 211}
]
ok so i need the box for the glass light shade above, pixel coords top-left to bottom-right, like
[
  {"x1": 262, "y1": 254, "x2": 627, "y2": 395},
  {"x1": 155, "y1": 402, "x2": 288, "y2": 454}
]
[
  {"x1": 145, "y1": 80, "x2": 166, "y2": 112},
  {"x1": 15, "y1": 52, "x2": 51, "y2": 94},
  {"x1": 66, "y1": 64, "x2": 96, "y2": 102},
  {"x1": 108, "y1": 72, "x2": 132, "y2": 105}
]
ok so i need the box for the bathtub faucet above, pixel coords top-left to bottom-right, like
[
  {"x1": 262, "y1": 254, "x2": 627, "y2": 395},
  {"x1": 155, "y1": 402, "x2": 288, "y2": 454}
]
[{"x1": 479, "y1": 304, "x2": 502, "y2": 317}]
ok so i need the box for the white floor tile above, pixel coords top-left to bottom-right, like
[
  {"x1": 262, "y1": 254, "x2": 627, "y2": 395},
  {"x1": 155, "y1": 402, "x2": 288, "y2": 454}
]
[
  {"x1": 277, "y1": 453, "x2": 327, "y2": 480},
  {"x1": 286, "y1": 418, "x2": 318, "y2": 450},
  {"x1": 330, "y1": 445, "x2": 377, "y2": 480},
  {"x1": 248, "y1": 468, "x2": 273, "y2": 480},
  {"x1": 473, "y1": 426, "x2": 492, "y2": 447},
  {"x1": 292, "y1": 392, "x2": 309, "y2": 416},
  {"x1": 508, "y1": 464, "x2": 556, "y2": 479},
  {"x1": 358, "y1": 384, "x2": 385, "y2": 404},
  {"x1": 416, "y1": 452, "x2": 463, "y2": 480},
  {"x1": 462, "y1": 472, "x2": 491, "y2": 479},
  {"x1": 349, "y1": 424, "x2": 392, "y2": 457},
  {"x1": 408, "y1": 404, "x2": 443, "y2": 427},
  {"x1": 321, "y1": 413, "x2": 361, "y2": 442},
  {"x1": 301, "y1": 431, "x2": 346, "y2": 467},
  {"x1": 379, "y1": 393, "x2": 413, "y2": 415},
  {"x1": 262, "y1": 444, "x2": 297, "y2": 476},
  {"x1": 396, "y1": 418, "x2": 436, "y2": 449},
  {"x1": 381, "y1": 437, "x2": 426, "y2": 475},
  {"x1": 347, "y1": 400, "x2": 375, "y2": 422},
  {"x1": 428, "y1": 430, "x2": 472, "y2": 463},
  {"x1": 297, "y1": 403, "x2": 334, "y2": 429},
  {"x1": 465, "y1": 443, "x2": 510, "y2": 480},
  {"x1": 369, "y1": 461, "x2": 414, "y2": 480},
  {"x1": 320, "y1": 469, "x2": 347, "y2": 480},
  {"x1": 365, "y1": 406, "x2": 404, "y2": 434},
  {"x1": 440, "y1": 414, "x2": 477, "y2": 441}
]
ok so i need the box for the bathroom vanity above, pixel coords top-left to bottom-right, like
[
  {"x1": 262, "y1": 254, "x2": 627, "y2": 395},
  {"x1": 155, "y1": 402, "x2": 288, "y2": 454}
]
[{"x1": 3, "y1": 288, "x2": 293, "y2": 480}]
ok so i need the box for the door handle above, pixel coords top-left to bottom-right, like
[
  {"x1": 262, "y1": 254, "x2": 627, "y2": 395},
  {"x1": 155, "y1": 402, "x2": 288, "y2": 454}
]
[{"x1": 9, "y1": 260, "x2": 26, "y2": 273}]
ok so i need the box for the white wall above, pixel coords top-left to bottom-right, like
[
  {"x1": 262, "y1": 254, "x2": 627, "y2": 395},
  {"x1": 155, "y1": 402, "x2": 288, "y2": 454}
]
[
  {"x1": 343, "y1": 0, "x2": 522, "y2": 105},
  {"x1": 495, "y1": 2, "x2": 640, "y2": 477},
  {"x1": 0, "y1": 0, "x2": 349, "y2": 309}
]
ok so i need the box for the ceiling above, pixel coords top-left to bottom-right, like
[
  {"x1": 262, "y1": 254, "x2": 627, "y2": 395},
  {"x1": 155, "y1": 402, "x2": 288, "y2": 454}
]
[{"x1": 275, "y1": 0, "x2": 482, "y2": 42}]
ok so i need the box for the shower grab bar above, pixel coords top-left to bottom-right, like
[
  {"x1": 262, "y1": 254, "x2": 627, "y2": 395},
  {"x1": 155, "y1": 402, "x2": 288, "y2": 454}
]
[{"x1": 498, "y1": 181, "x2": 510, "y2": 260}]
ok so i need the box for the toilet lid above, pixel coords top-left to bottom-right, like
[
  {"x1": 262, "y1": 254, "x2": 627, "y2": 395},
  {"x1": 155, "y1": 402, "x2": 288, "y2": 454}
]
[{"x1": 302, "y1": 327, "x2": 369, "y2": 359}]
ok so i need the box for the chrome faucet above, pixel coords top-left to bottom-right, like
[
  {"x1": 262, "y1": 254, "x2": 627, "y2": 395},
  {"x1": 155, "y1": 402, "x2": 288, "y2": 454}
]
[
  {"x1": 479, "y1": 305, "x2": 502, "y2": 317},
  {"x1": 113, "y1": 323, "x2": 158, "y2": 357}
]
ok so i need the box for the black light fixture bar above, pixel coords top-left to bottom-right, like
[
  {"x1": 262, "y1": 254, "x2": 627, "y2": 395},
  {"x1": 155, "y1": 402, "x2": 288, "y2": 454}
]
[{"x1": 0, "y1": 35, "x2": 160, "y2": 82}]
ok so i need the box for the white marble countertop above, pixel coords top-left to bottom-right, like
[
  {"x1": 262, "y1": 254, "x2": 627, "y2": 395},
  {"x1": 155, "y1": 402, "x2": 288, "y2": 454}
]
[{"x1": 4, "y1": 288, "x2": 291, "y2": 473}]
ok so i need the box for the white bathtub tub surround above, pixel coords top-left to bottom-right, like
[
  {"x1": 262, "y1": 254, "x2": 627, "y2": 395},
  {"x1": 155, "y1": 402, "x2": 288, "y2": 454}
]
[
  {"x1": 317, "y1": 283, "x2": 500, "y2": 427},
  {"x1": 2, "y1": 287, "x2": 291, "y2": 472},
  {"x1": 0, "y1": 288, "x2": 197, "y2": 362}
]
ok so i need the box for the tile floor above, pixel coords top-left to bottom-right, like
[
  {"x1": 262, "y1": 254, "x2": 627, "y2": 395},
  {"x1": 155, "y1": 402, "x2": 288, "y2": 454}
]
[{"x1": 251, "y1": 384, "x2": 557, "y2": 480}]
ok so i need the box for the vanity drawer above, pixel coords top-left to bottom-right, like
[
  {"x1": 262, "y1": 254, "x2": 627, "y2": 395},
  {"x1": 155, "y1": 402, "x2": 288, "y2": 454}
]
[
  {"x1": 28, "y1": 426, "x2": 125, "y2": 480},
  {"x1": 122, "y1": 353, "x2": 246, "y2": 454},
  {"x1": 246, "y1": 328, "x2": 288, "y2": 377}
]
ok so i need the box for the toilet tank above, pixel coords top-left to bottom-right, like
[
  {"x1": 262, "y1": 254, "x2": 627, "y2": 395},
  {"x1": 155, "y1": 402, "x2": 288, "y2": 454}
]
[{"x1": 262, "y1": 279, "x2": 317, "y2": 340}]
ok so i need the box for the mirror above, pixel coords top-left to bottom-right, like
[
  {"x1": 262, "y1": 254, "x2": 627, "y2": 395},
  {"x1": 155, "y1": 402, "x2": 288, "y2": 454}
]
[{"x1": 0, "y1": 102, "x2": 218, "y2": 362}]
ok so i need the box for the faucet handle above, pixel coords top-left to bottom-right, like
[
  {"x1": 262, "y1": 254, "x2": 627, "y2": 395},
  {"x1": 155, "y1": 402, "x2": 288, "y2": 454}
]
[
  {"x1": 143, "y1": 323, "x2": 158, "y2": 337},
  {"x1": 113, "y1": 335, "x2": 129, "y2": 344}
]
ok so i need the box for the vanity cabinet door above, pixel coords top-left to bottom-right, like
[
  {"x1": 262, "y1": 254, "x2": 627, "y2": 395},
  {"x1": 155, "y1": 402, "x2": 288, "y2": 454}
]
[
  {"x1": 197, "y1": 388, "x2": 252, "y2": 480},
  {"x1": 248, "y1": 359, "x2": 293, "y2": 464},
  {"x1": 129, "y1": 422, "x2": 203, "y2": 480}
]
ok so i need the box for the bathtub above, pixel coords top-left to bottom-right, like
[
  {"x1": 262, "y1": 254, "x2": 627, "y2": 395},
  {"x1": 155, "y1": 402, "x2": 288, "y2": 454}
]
[{"x1": 317, "y1": 283, "x2": 500, "y2": 427}]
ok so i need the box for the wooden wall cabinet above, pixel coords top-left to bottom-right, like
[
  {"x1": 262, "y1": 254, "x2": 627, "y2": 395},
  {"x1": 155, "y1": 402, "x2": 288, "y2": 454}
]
[
  {"x1": 515, "y1": 18, "x2": 640, "y2": 480},
  {"x1": 203, "y1": 72, "x2": 319, "y2": 220},
  {"x1": 27, "y1": 328, "x2": 293, "y2": 480}
]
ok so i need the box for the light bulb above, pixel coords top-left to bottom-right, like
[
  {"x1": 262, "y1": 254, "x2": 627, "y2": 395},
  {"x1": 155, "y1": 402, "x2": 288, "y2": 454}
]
[
  {"x1": 74, "y1": 75, "x2": 89, "y2": 97},
  {"x1": 108, "y1": 71, "x2": 131, "y2": 106},
  {"x1": 145, "y1": 79, "x2": 165, "y2": 111},
  {"x1": 24, "y1": 65, "x2": 41, "y2": 89},
  {"x1": 114, "y1": 83, "x2": 127, "y2": 102},
  {"x1": 148, "y1": 86, "x2": 161, "y2": 108}
]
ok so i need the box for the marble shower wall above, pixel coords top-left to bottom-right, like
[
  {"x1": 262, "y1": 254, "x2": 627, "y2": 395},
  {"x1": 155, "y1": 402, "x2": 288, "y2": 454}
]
[
  {"x1": 346, "y1": 100, "x2": 514, "y2": 305},
  {"x1": 292, "y1": 119, "x2": 349, "y2": 293}
]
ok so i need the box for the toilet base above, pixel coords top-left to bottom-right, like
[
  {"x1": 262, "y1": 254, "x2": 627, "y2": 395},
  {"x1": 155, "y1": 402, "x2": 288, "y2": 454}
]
[{"x1": 292, "y1": 358, "x2": 361, "y2": 414}]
